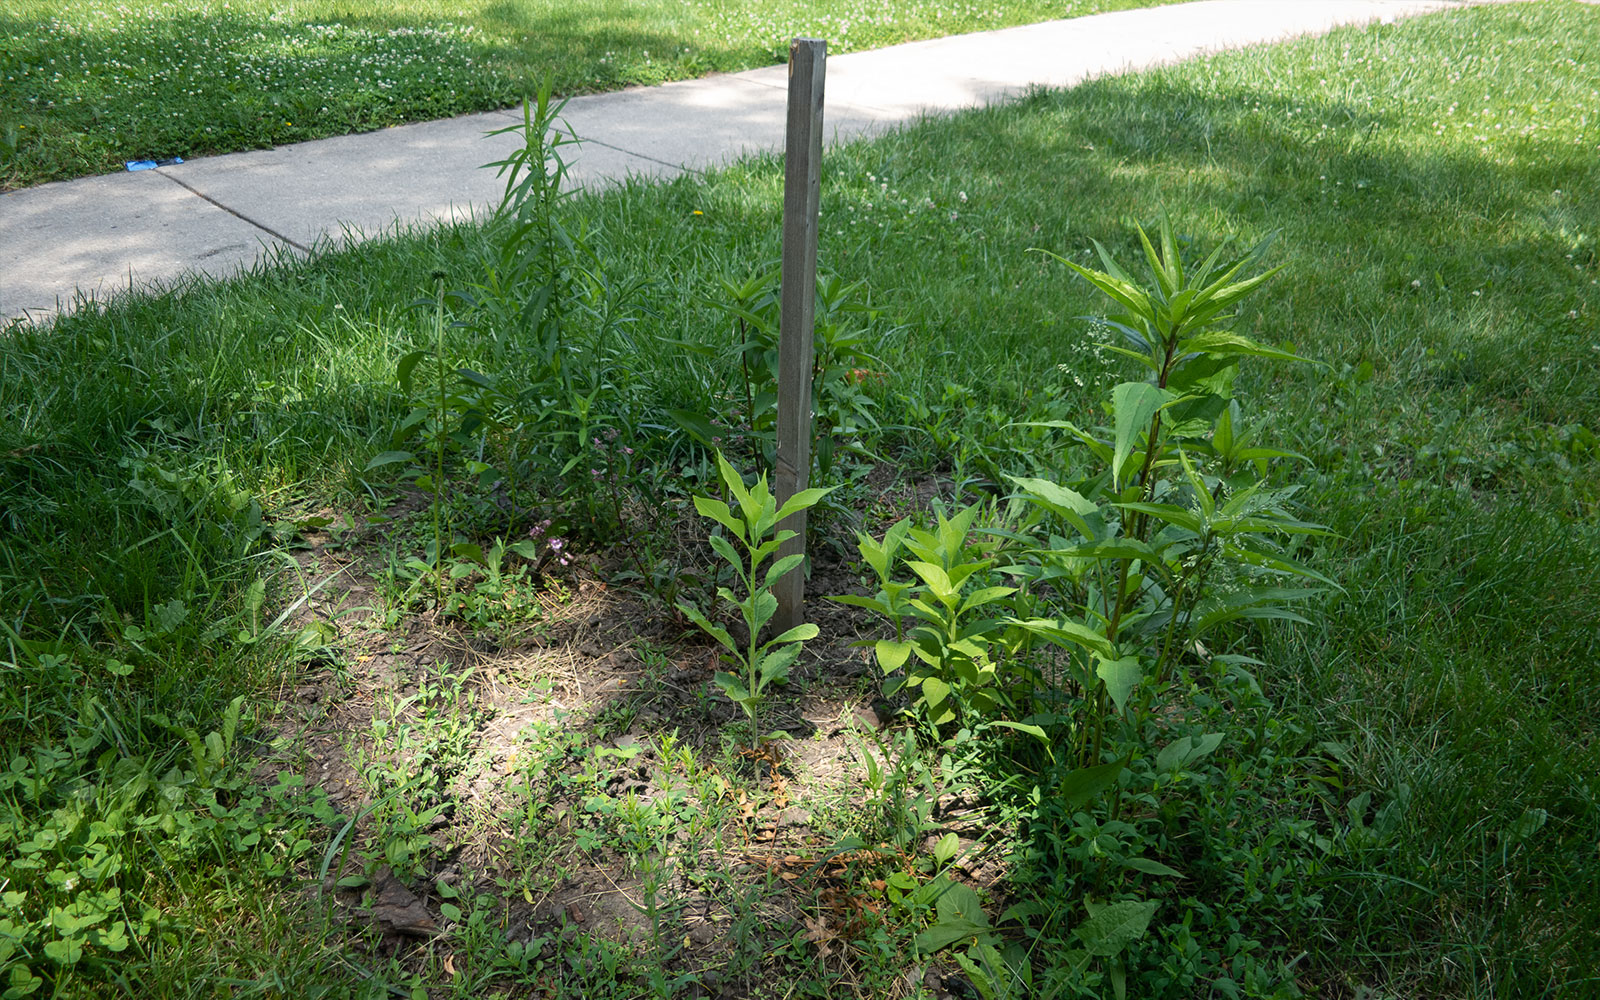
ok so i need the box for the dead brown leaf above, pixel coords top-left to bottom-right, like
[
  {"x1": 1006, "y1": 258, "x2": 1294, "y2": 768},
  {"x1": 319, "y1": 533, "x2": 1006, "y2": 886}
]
[
  {"x1": 369, "y1": 868, "x2": 438, "y2": 938},
  {"x1": 803, "y1": 914, "x2": 836, "y2": 959}
]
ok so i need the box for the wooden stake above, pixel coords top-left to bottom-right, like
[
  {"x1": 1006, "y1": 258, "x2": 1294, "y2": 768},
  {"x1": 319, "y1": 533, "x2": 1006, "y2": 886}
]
[{"x1": 774, "y1": 37, "x2": 826, "y2": 635}]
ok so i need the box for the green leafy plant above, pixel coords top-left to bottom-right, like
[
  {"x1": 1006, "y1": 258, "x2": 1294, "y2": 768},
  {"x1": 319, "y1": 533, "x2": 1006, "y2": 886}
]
[
  {"x1": 677, "y1": 453, "x2": 834, "y2": 747},
  {"x1": 840, "y1": 221, "x2": 1334, "y2": 992},
  {"x1": 369, "y1": 82, "x2": 650, "y2": 560},
  {"x1": 838, "y1": 503, "x2": 1021, "y2": 726},
  {"x1": 678, "y1": 270, "x2": 892, "y2": 477},
  {"x1": 441, "y1": 536, "x2": 545, "y2": 636}
]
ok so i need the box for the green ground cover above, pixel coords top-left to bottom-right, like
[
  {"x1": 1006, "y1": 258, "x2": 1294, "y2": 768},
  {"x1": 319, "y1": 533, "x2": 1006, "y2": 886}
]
[
  {"x1": 2, "y1": 1, "x2": 1598, "y2": 997},
  {"x1": 0, "y1": 0, "x2": 1179, "y2": 188}
]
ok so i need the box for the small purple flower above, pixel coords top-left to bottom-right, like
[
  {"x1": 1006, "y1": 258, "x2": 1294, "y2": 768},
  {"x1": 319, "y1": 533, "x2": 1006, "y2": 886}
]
[
  {"x1": 622, "y1": 446, "x2": 634, "y2": 456},
  {"x1": 590, "y1": 468, "x2": 603, "y2": 479},
  {"x1": 605, "y1": 427, "x2": 619, "y2": 441},
  {"x1": 592, "y1": 437, "x2": 603, "y2": 449},
  {"x1": 549, "y1": 537, "x2": 565, "y2": 554}
]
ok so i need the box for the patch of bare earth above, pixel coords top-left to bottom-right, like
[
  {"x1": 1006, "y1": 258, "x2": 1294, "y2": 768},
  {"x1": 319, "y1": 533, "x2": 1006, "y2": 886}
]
[{"x1": 250, "y1": 471, "x2": 998, "y2": 997}]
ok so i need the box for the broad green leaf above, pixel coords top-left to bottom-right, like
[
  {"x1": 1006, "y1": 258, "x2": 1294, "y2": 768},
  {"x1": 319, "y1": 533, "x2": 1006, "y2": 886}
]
[
  {"x1": 1137, "y1": 223, "x2": 1177, "y2": 299},
  {"x1": 755, "y1": 642, "x2": 802, "y2": 684},
  {"x1": 93, "y1": 921, "x2": 130, "y2": 953},
  {"x1": 1007, "y1": 475, "x2": 1100, "y2": 538},
  {"x1": 1195, "y1": 264, "x2": 1287, "y2": 316},
  {"x1": 1507, "y1": 807, "x2": 1549, "y2": 847},
  {"x1": 693, "y1": 496, "x2": 745, "y2": 540},
  {"x1": 830, "y1": 594, "x2": 890, "y2": 615},
  {"x1": 1235, "y1": 445, "x2": 1309, "y2": 464},
  {"x1": 916, "y1": 918, "x2": 992, "y2": 954},
  {"x1": 1213, "y1": 400, "x2": 1237, "y2": 455},
  {"x1": 666, "y1": 408, "x2": 719, "y2": 448},
  {"x1": 875, "y1": 640, "x2": 912, "y2": 673},
  {"x1": 747, "y1": 590, "x2": 779, "y2": 634},
  {"x1": 921, "y1": 676, "x2": 952, "y2": 709},
  {"x1": 707, "y1": 533, "x2": 742, "y2": 571},
  {"x1": 933, "y1": 832, "x2": 960, "y2": 867},
  {"x1": 1176, "y1": 330, "x2": 1315, "y2": 365},
  {"x1": 364, "y1": 450, "x2": 416, "y2": 472},
  {"x1": 856, "y1": 520, "x2": 910, "y2": 579},
  {"x1": 450, "y1": 542, "x2": 487, "y2": 566},
  {"x1": 1115, "y1": 501, "x2": 1203, "y2": 534},
  {"x1": 1111, "y1": 382, "x2": 1175, "y2": 488},
  {"x1": 295, "y1": 620, "x2": 336, "y2": 650},
  {"x1": 507, "y1": 540, "x2": 539, "y2": 560},
  {"x1": 1122, "y1": 856, "x2": 1184, "y2": 878},
  {"x1": 1010, "y1": 618, "x2": 1115, "y2": 660},
  {"x1": 992, "y1": 720, "x2": 1050, "y2": 743},
  {"x1": 1059, "y1": 756, "x2": 1127, "y2": 812},
  {"x1": 959, "y1": 586, "x2": 1016, "y2": 616},
  {"x1": 763, "y1": 552, "x2": 805, "y2": 589},
  {"x1": 935, "y1": 880, "x2": 990, "y2": 926},
  {"x1": 1074, "y1": 899, "x2": 1159, "y2": 958},
  {"x1": 713, "y1": 672, "x2": 751, "y2": 705},
  {"x1": 768, "y1": 623, "x2": 818, "y2": 645},
  {"x1": 43, "y1": 937, "x2": 83, "y2": 966},
  {"x1": 395, "y1": 349, "x2": 429, "y2": 394},
  {"x1": 944, "y1": 561, "x2": 988, "y2": 593},
  {"x1": 775, "y1": 485, "x2": 836, "y2": 523},
  {"x1": 1155, "y1": 732, "x2": 1225, "y2": 772},
  {"x1": 677, "y1": 603, "x2": 737, "y2": 654},
  {"x1": 1032, "y1": 250, "x2": 1152, "y2": 320},
  {"x1": 1158, "y1": 219, "x2": 1184, "y2": 287},
  {"x1": 751, "y1": 535, "x2": 788, "y2": 565},
  {"x1": 721, "y1": 460, "x2": 768, "y2": 531},
  {"x1": 906, "y1": 561, "x2": 956, "y2": 601},
  {"x1": 1095, "y1": 655, "x2": 1142, "y2": 713}
]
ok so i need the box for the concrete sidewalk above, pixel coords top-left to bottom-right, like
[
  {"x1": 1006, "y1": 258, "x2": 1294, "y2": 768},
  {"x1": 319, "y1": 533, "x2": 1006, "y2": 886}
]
[{"x1": 1, "y1": 0, "x2": 1462, "y2": 323}]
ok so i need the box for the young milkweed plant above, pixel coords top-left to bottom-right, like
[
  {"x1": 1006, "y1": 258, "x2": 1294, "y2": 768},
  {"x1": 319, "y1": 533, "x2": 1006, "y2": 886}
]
[
  {"x1": 678, "y1": 452, "x2": 835, "y2": 750},
  {"x1": 841, "y1": 221, "x2": 1337, "y2": 997}
]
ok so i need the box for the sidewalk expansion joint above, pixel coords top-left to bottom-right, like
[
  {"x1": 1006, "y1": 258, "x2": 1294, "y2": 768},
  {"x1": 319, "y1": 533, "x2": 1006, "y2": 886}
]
[
  {"x1": 565, "y1": 135, "x2": 708, "y2": 176},
  {"x1": 155, "y1": 170, "x2": 311, "y2": 253}
]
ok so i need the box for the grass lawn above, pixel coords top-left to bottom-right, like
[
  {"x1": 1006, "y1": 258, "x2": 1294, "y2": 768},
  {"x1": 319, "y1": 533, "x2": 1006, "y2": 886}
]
[
  {"x1": 0, "y1": 0, "x2": 1180, "y2": 189},
  {"x1": 2, "y1": 1, "x2": 1598, "y2": 997}
]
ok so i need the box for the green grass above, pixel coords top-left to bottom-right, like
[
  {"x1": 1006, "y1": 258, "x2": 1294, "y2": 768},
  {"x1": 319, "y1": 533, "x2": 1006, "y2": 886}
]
[
  {"x1": 3, "y1": 0, "x2": 1599, "y2": 996},
  {"x1": 0, "y1": 0, "x2": 1180, "y2": 189}
]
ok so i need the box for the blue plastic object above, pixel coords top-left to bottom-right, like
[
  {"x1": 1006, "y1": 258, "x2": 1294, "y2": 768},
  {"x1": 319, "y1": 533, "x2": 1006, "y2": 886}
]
[{"x1": 124, "y1": 156, "x2": 184, "y2": 172}]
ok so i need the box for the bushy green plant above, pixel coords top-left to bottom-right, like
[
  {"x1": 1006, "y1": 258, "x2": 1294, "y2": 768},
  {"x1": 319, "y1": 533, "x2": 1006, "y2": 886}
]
[
  {"x1": 369, "y1": 83, "x2": 649, "y2": 553},
  {"x1": 677, "y1": 269, "x2": 892, "y2": 478},
  {"x1": 842, "y1": 221, "x2": 1333, "y2": 994}
]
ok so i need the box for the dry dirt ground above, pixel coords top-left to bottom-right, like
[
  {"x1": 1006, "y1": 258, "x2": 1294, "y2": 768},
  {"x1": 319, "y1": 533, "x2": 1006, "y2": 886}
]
[{"x1": 248, "y1": 473, "x2": 1002, "y2": 998}]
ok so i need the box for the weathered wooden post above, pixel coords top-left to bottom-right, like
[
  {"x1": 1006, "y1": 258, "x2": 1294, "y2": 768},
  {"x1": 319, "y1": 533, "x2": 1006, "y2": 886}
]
[{"x1": 774, "y1": 37, "x2": 826, "y2": 634}]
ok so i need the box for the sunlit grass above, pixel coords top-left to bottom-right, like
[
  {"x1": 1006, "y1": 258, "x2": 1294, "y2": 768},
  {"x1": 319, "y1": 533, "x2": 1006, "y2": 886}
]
[{"x1": 0, "y1": 0, "x2": 1180, "y2": 187}]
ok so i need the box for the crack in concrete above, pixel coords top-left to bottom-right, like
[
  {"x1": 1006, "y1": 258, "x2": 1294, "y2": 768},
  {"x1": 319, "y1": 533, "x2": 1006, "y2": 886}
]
[{"x1": 155, "y1": 169, "x2": 311, "y2": 253}]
